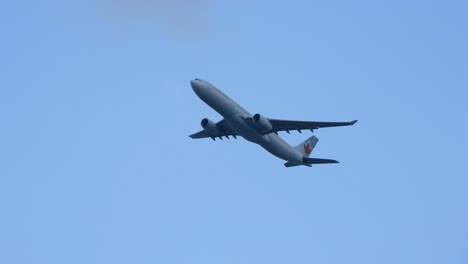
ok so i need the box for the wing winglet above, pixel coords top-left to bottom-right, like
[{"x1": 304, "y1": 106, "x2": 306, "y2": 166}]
[{"x1": 349, "y1": 120, "x2": 358, "y2": 125}]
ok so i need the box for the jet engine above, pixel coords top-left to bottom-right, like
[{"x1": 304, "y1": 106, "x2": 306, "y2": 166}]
[
  {"x1": 201, "y1": 118, "x2": 220, "y2": 135},
  {"x1": 252, "y1": 113, "x2": 272, "y2": 131}
]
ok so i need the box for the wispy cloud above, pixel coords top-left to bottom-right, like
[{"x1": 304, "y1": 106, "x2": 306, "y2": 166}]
[{"x1": 102, "y1": 0, "x2": 215, "y2": 38}]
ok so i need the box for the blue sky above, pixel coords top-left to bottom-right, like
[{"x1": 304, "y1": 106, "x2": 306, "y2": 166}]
[{"x1": 1, "y1": 1, "x2": 467, "y2": 263}]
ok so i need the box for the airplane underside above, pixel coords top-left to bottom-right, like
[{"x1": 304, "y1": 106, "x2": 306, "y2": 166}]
[{"x1": 189, "y1": 79, "x2": 357, "y2": 167}]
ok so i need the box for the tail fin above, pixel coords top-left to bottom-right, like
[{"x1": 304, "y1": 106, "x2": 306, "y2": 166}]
[{"x1": 294, "y1": 135, "x2": 319, "y2": 157}]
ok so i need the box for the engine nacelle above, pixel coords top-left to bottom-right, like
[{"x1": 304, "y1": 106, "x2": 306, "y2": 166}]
[
  {"x1": 252, "y1": 113, "x2": 272, "y2": 131},
  {"x1": 201, "y1": 118, "x2": 220, "y2": 135}
]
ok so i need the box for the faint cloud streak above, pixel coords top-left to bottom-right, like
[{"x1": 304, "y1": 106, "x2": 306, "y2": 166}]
[{"x1": 101, "y1": 0, "x2": 215, "y2": 39}]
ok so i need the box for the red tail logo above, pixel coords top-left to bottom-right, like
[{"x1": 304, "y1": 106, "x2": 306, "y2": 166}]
[{"x1": 304, "y1": 143, "x2": 312, "y2": 156}]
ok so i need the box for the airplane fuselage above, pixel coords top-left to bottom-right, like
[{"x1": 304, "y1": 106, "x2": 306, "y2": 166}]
[{"x1": 191, "y1": 79, "x2": 304, "y2": 164}]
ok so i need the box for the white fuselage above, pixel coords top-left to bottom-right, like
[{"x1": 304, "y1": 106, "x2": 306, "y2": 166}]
[{"x1": 191, "y1": 79, "x2": 304, "y2": 164}]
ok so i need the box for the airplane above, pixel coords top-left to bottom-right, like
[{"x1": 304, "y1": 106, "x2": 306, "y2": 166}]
[{"x1": 189, "y1": 79, "x2": 357, "y2": 167}]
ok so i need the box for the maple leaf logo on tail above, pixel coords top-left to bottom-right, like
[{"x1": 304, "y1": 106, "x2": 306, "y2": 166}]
[{"x1": 304, "y1": 143, "x2": 312, "y2": 156}]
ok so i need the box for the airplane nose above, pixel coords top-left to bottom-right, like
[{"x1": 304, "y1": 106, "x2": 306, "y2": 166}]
[
  {"x1": 190, "y1": 79, "x2": 204, "y2": 93},
  {"x1": 190, "y1": 79, "x2": 198, "y2": 88}
]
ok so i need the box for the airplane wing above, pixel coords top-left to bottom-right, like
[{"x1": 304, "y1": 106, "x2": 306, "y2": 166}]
[
  {"x1": 258, "y1": 118, "x2": 357, "y2": 134},
  {"x1": 189, "y1": 119, "x2": 238, "y2": 140}
]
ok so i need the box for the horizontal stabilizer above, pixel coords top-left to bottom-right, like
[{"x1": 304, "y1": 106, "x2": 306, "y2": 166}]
[
  {"x1": 303, "y1": 157, "x2": 339, "y2": 164},
  {"x1": 284, "y1": 157, "x2": 339, "y2": 168},
  {"x1": 284, "y1": 162, "x2": 309, "y2": 168}
]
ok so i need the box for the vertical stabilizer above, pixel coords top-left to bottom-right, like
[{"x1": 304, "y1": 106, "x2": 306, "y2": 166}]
[{"x1": 294, "y1": 136, "x2": 319, "y2": 157}]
